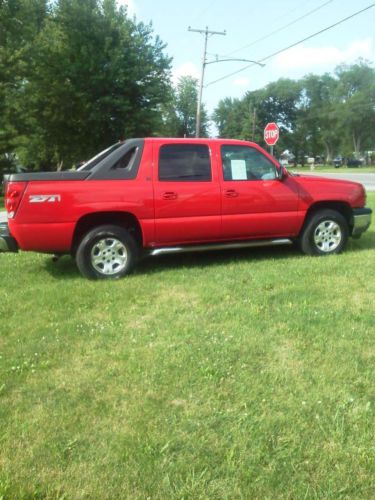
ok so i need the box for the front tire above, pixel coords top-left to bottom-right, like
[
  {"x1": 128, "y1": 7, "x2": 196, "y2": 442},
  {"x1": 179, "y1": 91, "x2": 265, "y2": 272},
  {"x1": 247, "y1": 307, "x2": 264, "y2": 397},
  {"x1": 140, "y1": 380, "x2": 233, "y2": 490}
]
[
  {"x1": 75, "y1": 225, "x2": 138, "y2": 279},
  {"x1": 300, "y1": 209, "x2": 348, "y2": 256}
]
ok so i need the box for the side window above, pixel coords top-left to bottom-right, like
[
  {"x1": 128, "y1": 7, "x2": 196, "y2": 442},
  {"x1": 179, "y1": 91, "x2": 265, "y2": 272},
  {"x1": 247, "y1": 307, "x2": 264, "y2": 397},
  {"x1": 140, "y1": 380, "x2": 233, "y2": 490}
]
[
  {"x1": 221, "y1": 145, "x2": 276, "y2": 181},
  {"x1": 111, "y1": 147, "x2": 138, "y2": 170},
  {"x1": 159, "y1": 144, "x2": 211, "y2": 181}
]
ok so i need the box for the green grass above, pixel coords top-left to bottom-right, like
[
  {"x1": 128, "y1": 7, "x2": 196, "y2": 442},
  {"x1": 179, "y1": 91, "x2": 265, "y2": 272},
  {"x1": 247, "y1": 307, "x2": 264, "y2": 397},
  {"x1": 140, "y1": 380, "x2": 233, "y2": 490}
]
[
  {"x1": 0, "y1": 196, "x2": 4, "y2": 211},
  {"x1": 1, "y1": 195, "x2": 375, "y2": 498}
]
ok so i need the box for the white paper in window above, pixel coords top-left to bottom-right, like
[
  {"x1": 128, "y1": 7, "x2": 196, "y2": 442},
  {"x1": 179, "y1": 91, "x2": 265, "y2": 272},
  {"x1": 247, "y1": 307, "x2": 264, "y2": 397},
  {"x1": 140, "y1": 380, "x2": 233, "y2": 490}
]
[{"x1": 231, "y1": 160, "x2": 247, "y2": 180}]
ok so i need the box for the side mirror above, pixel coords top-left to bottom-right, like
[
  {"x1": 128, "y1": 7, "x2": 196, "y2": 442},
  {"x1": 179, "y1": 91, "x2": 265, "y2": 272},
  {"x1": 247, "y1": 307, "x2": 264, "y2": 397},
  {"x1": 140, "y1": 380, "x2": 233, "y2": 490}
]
[{"x1": 277, "y1": 166, "x2": 285, "y2": 181}]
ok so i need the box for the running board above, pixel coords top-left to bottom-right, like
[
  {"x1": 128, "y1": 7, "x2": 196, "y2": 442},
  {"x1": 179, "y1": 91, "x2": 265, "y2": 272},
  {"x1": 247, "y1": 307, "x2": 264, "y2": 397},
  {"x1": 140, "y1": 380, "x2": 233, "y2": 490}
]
[{"x1": 149, "y1": 238, "x2": 293, "y2": 256}]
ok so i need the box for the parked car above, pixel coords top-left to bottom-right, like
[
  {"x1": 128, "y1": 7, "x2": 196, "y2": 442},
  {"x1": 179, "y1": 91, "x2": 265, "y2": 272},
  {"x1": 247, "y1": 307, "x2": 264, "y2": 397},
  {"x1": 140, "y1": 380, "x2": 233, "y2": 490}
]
[
  {"x1": 333, "y1": 156, "x2": 343, "y2": 168},
  {"x1": 1, "y1": 138, "x2": 372, "y2": 279},
  {"x1": 347, "y1": 158, "x2": 364, "y2": 167}
]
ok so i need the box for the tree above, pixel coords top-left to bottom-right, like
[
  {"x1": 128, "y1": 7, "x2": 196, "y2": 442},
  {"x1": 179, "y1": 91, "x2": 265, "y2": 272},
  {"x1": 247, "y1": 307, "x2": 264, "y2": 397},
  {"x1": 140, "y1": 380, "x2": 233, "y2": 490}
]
[
  {"x1": 171, "y1": 76, "x2": 209, "y2": 137},
  {"x1": 213, "y1": 97, "x2": 245, "y2": 139},
  {"x1": 0, "y1": 0, "x2": 48, "y2": 173},
  {"x1": 213, "y1": 62, "x2": 375, "y2": 163},
  {"x1": 335, "y1": 61, "x2": 375, "y2": 157},
  {"x1": 214, "y1": 79, "x2": 301, "y2": 157},
  {"x1": 3, "y1": 0, "x2": 173, "y2": 170},
  {"x1": 300, "y1": 74, "x2": 341, "y2": 162}
]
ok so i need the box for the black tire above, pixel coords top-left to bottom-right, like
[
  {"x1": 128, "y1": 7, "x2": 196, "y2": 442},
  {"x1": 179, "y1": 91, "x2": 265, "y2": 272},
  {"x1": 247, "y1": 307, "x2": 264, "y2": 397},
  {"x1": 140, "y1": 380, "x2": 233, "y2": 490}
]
[
  {"x1": 300, "y1": 209, "x2": 349, "y2": 256},
  {"x1": 75, "y1": 225, "x2": 138, "y2": 279}
]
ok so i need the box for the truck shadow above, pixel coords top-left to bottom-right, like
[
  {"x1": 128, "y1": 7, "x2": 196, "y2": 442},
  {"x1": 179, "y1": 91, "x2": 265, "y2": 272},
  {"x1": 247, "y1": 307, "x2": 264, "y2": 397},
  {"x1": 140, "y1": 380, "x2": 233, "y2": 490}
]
[
  {"x1": 136, "y1": 245, "x2": 301, "y2": 276},
  {"x1": 347, "y1": 231, "x2": 375, "y2": 252},
  {"x1": 44, "y1": 245, "x2": 300, "y2": 279},
  {"x1": 44, "y1": 233, "x2": 375, "y2": 280}
]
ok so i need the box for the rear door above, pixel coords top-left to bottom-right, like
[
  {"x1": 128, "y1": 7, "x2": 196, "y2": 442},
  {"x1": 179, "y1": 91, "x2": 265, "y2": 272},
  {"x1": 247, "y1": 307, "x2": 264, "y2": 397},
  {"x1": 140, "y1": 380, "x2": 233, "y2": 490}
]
[{"x1": 153, "y1": 141, "x2": 221, "y2": 245}]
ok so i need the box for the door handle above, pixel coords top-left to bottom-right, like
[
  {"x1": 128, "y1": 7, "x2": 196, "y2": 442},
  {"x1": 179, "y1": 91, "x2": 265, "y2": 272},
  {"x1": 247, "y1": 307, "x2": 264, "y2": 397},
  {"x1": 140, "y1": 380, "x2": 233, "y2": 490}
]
[
  {"x1": 162, "y1": 191, "x2": 177, "y2": 200},
  {"x1": 224, "y1": 189, "x2": 239, "y2": 198}
]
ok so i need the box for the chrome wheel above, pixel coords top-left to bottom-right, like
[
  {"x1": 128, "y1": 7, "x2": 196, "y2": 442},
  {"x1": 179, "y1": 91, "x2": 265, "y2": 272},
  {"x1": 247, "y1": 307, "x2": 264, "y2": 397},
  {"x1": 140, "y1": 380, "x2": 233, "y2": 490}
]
[
  {"x1": 90, "y1": 237, "x2": 128, "y2": 275},
  {"x1": 313, "y1": 220, "x2": 342, "y2": 253}
]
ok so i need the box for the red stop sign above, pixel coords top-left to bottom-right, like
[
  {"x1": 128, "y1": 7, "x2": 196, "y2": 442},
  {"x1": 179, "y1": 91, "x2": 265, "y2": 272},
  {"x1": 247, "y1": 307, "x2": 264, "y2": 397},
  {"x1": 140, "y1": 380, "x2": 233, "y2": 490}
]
[{"x1": 264, "y1": 122, "x2": 279, "y2": 146}]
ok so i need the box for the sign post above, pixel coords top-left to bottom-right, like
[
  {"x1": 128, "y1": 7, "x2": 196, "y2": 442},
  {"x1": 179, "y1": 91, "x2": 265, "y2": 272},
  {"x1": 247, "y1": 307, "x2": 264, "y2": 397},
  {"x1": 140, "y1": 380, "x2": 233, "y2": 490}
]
[{"x1": 264, "y1": 122, "x2": 279, "y2": 156}]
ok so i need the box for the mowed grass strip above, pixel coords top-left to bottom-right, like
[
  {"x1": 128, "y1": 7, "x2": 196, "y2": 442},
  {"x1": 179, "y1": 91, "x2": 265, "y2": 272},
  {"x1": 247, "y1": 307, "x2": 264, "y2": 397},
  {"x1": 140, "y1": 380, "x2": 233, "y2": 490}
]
[{"x1": 0, "y1": 194, "x2": 375, "y2": 498}]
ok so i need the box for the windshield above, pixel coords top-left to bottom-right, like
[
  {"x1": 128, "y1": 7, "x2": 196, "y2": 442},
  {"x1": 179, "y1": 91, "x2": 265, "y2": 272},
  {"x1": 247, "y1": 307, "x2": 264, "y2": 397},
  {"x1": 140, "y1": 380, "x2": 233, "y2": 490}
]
[{"x1": 77, "y1": 142, "x2": 124, "y2": 171}]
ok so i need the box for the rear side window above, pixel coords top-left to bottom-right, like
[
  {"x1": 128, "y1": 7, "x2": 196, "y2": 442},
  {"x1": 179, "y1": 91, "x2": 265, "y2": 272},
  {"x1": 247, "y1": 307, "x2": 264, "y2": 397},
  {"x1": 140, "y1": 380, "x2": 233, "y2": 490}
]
[
  {"x1": 159, "y1": 144, "x2": 211, "y2": 181},
  {"x1": 111, "y1": 147, "x2": 138, "y2": 170},
  {"x1": 78, "y1": 142, "x2": 123, "y2": 171}
]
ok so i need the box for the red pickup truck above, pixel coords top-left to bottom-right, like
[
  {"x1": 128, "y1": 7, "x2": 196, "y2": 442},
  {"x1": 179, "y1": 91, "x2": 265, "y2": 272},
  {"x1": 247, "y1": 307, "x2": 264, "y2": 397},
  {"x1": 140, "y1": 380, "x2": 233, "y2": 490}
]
[{"x1": 1, "y1": 138, "x2": 372, "y2": 279}]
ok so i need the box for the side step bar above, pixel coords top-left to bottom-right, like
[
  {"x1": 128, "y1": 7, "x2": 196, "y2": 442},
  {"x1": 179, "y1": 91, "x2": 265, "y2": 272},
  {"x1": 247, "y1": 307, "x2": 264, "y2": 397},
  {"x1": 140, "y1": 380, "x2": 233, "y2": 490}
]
[{"x1": 148, "y1": 238, "x2": 293, "y2": 256}]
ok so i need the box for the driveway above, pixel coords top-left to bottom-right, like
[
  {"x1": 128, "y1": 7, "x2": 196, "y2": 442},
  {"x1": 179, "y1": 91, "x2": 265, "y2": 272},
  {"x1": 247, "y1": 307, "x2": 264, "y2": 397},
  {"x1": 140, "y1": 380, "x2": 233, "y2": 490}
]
[
  {"x1": 297, "y1": 171, "x2": 375, "y2": 191},
  {"x1": 0, "y1": 212, "x2": 7, "y2": 223}
]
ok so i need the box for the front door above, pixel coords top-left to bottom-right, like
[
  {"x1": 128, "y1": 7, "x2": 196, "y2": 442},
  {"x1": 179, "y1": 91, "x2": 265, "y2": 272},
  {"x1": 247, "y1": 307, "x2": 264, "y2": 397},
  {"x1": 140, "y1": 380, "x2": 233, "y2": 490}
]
[{"x1": 220, "y1": 144, "x2": 300, "y2": 239}]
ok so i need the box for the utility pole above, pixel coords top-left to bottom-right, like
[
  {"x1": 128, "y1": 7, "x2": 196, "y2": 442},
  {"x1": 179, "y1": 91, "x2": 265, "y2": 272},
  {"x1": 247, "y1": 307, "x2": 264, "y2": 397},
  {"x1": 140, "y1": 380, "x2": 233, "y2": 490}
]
[
  {"x1": 188, "y1": 27, "x2": 265, "y2": 138},
  {"x1": 188, "y1": 26, "x2": 226, "y2": 137},
  {"x1": 251, "y1": 107, "x2": 256, "y2": 142}
]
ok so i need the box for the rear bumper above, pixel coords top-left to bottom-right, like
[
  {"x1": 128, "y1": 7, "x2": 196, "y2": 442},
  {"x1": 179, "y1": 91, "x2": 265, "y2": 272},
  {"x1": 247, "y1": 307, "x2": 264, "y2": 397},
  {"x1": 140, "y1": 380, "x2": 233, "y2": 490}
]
[
  {"x1": 352, "y1": 207, "x2": 372, "y2": 237},
  {"x1": 0, "y1": 223, "x2": 19, "y2": 252}
]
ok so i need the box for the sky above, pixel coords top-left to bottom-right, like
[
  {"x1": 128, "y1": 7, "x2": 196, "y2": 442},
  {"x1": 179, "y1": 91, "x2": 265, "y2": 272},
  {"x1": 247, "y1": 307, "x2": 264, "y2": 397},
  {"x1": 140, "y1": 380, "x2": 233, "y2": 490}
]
[{"x1": 117, "y1": 0, "x2": 375, "y2": 117}]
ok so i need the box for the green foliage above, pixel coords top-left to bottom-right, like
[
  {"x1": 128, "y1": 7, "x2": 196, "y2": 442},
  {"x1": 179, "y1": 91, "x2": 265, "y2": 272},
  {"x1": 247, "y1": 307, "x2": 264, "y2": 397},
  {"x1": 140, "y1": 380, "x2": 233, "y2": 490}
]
[
  {"x1": 0, "y1": 0, "x2": 172, "y2": 171},
  {"x1": 335, "y1": 61, "x2": 375, "y2": 156},
  {"x1": 213, "y1": 97, "x2": 244, "y2": 139},
  {"x1": 300, "y1": 73, "x2": 340, "y2": 162},
  {"x1": 213, "y1": 62, "x2": 375, "y2": 163},
  {"x1": 0, "y1": 0, "x2": 49, "y2": 171},
  {"x1": 214, "y1": 79, "x2": 303, "y2": 155},
  {"x1": 159, "y1": 76, "x2": 209, "y2": 138},
  {"x1": 2, "y1": 2, "x2": 374, "y2": 172},
  {"x1": 175, "y1": 75, "x2": 199, "y2": 137}
]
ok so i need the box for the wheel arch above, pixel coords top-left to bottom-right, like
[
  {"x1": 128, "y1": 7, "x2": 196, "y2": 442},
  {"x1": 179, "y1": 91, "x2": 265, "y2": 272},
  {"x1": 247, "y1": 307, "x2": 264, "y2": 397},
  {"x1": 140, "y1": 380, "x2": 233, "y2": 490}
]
[
  {"x1": 71, "y1": 211, "x2": 143, "y2": 254},
  {"x1": 301, "y1": 201, "x2": 353, "y2": 236}
]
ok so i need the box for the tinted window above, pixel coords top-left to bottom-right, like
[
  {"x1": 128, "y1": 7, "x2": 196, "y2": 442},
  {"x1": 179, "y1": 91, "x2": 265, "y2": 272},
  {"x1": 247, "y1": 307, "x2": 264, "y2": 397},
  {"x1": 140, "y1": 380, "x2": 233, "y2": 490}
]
[
  {"x1": 221, "y1": 145, "x2": 276, "y2": 181},
  {"x1": 159, "y1": 144, "x2": 211, "y2": 181},
  {"x1": 77, "y1": 142, "x2": 123, "y2": 171},
  {"x1": 111, "y1": 147, "x2": 138, "y2": 170}
]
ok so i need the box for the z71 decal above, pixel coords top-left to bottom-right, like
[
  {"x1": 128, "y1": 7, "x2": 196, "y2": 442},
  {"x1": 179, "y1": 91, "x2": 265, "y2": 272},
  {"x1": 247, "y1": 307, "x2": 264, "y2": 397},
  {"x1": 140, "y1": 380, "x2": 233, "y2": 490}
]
[{"x1": 29, "y1": 194, "x2": 61, "y2": 203}]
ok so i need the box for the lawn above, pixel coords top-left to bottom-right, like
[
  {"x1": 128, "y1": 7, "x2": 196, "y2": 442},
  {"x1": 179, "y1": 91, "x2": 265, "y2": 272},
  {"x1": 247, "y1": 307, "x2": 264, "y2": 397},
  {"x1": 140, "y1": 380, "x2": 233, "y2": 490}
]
[{"x1": 1, "y1": 194, "x2": 375, "y2": 498}]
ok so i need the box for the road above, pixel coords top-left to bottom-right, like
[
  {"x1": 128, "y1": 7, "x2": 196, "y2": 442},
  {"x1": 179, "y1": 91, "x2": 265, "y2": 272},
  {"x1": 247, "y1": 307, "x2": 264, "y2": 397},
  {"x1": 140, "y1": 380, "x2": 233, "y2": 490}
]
[{"x1": 298, "y1": 171, "x2": 375, "y2": 191}]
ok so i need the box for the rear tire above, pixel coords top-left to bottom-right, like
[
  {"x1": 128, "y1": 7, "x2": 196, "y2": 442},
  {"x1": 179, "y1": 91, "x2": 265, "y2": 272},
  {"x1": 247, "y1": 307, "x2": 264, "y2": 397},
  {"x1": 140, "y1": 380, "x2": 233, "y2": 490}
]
[
  {"x1": 75, "y1": 225, "x2": 138, "y2": 279},
  {"x1": 300, "y1": 209, "x2": 348, "y2": 256}
]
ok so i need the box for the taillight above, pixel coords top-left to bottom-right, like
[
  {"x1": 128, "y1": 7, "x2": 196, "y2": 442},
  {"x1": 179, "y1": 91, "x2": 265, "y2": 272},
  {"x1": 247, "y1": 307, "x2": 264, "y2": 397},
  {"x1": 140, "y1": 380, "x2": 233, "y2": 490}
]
[{"x1": 5, "y1": 181, "x2": 27, "y2": 219}]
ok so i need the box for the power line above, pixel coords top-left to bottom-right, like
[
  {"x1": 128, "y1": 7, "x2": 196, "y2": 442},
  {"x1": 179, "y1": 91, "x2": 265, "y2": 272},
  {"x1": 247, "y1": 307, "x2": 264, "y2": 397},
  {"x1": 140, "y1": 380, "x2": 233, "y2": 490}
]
[
  {"x1": 188, "y1": 0, "x2": 217, "y2": 27},
  {"x1": 263, "y1": 0, "x2": 318, "y2": 25},
  {"x1": 205, "y1": 0, "x2": 321, "y2": 61},
  {"x1": 223, "y1": 0, "x2": 334, "y2": 57},
  {"x1": 206, "y1": 3, "x2": 375, "y2": 88}
]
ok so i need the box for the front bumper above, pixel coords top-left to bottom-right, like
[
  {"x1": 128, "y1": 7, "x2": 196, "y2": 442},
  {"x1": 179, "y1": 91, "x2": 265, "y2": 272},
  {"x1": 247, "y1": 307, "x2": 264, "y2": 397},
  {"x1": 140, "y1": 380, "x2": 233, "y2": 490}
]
[
  {"x1": 0, "y1": 222, "x2": 19, "y2": 252},
  {"x1": 352, "y1": 207, "x2": 372, "y2": 238}
]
